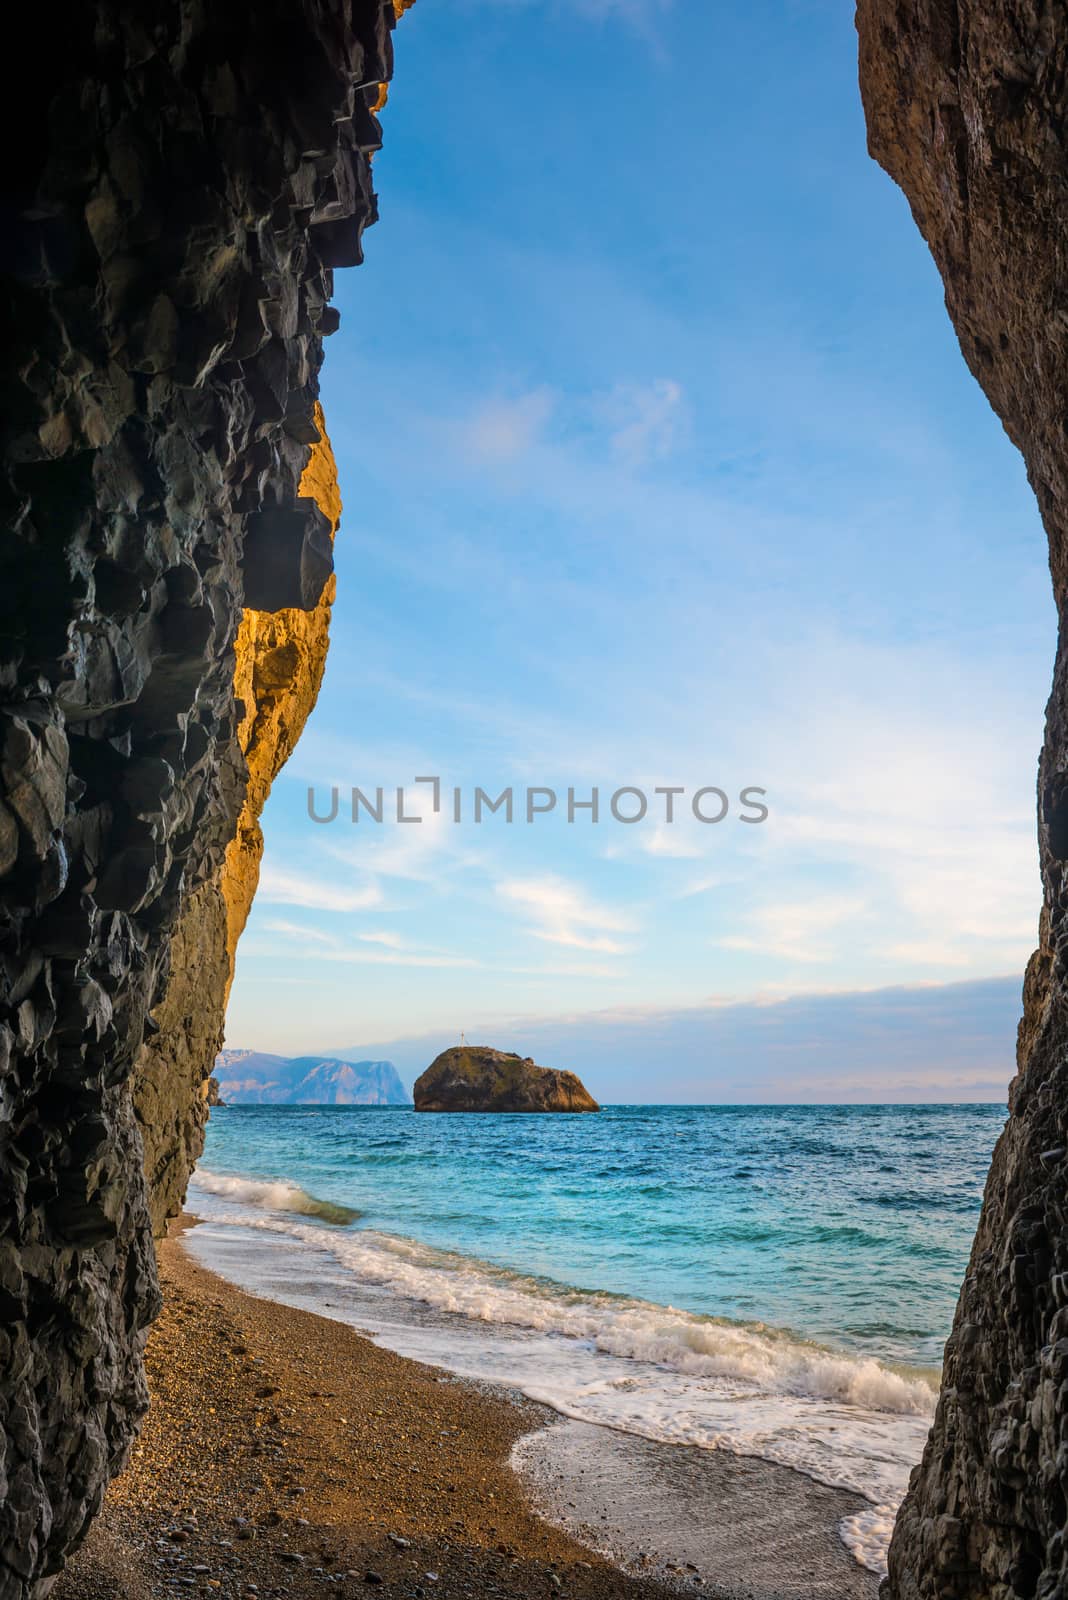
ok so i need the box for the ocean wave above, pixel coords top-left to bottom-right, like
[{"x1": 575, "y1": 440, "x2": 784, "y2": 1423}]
[
  {"x1": 326, "y1": 1229, "x2": 935, "y2": 1414},
  {"x1": 189, "y1": 1175, "x2": 933, "y2": 1417},
  {"x1": 193, "y1": 1170, "x2": 359, "y2": 1226}
]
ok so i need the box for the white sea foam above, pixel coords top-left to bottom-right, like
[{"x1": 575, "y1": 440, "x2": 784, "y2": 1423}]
[
  {"x1": 186, "y1": 1175, "x2": 936, "y2": 1576},
  {"x1": 840, "y1": 1504, "x2": 901, "y2": 1576},
  {"x1": 193, "y1": 1169, "x2": 358, "y2": 1224},
  {"x1": 328, "y1": 1229, "x2": 932, "y2": 1415}
]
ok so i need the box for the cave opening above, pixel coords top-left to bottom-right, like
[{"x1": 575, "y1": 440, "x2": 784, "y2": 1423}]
[{"x1": 3, "y1": 3, "x2": 1067, "y2": 1600}]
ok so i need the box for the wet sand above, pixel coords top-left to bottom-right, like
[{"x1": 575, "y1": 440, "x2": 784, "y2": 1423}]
[
  {"x1": 515, "y1": 1421, "x2": 879, "y2": 1600},
  {"x1": 55, "y1": 1219, "x2": 879, "y2": 1600}
]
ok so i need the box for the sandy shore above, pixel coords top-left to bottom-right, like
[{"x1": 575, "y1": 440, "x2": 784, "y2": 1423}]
[
  {"x1": 55, "y1": 1219, "x2": 879, "y2": 1600},
  {"x1": 517, "y1": 1423, "x2": 878, "y2": 1599}
]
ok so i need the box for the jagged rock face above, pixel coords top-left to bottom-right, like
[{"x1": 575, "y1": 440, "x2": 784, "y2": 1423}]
[
  {"x1": 857, "y1": 5, "x2": 1068, "y2": 1597},
  {"x1": 0, "y1": 4, "x2": 396, "y2": 1594},
  {"x1": 134, "y1": 408, "x2": 342, "y2": 1236},
  {"x1": 414, "y1": 1047, "x2": 601, "y2": 1113},
  {"x1": 133, "y1": 872, "x2": 230, "y2": 1236}
]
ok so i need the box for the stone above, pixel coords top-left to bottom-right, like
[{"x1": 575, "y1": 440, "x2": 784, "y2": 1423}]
[
  {"x1": 240, "y1": 502, "x2": 334, "y2": 612},
  {"x1": 856, "y1": 3, "x2": 1068, "y2": 1597},
  {"x1": 413, "y1": 1046, "x2": 600, "y2": 1114},
  {"x1": 0, "y1": 2, "x2": 401, "y2": 1593},
  {"x1": 134, "y1": 406, "x2": 345, "y2": 1236}
]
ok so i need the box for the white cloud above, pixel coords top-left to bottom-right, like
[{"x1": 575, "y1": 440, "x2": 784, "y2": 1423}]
[
  {"x1": 531, "y1": 928, "x2": 630, "y2": 954},
  {"x1": 358, "y1": 930, "x2": 407, "y2": 950},
  {"x1": 261, "y1": 917, "x2": 338, "y2": 945},
  {"x1": 879, "y1": 939, "x2": 976, "y2": 969},
  {"x1": 497, "y1": 874, "x2": 637, "y2": 955},
  {"x1": 257, "y1": 919, "x2": 418, "y2": 958},
  {"x1": 319, "y1": 948, "x2": 480, "y2": 970},
  {"x1": 598, "y1": 378, "x2": 687, "y2": 466},
  {"x1": 641, "y1": 825, "x2": 704, "y2": 859},
  {"x1": 676, "y1": 871, "x2": 725, "y2": 898},
  {"x1": 720, "y1": 896, "x2": 870, "y2": 964},
  {"x1": 257, "y1": 864, "x2": 383, "y2": 914},
  {"x1": 461, "y1": 389, "x2": 554, "y2": 462},
  {"x1": 325, "y1": 791, "x2": 488, "y2": 887}
]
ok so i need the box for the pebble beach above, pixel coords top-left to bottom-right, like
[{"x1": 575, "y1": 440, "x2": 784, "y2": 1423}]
[{"x1": 55, "y1": 1219, "x2": 876, "y2": 1600}]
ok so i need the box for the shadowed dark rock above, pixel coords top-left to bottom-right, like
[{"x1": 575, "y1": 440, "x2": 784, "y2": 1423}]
[
  {"x1": 857, "y1": 3, "x2": 1068, "y2": 1596},
  {"x1": 0, "y1": 2, "x2": 398, "y2": 1593},
  {"x1": 414, "y1": 1046, "x2": 600, "y2": 1114},
  {"x1": 240, "y1": 500, "x2": 335, "y2": 612}
]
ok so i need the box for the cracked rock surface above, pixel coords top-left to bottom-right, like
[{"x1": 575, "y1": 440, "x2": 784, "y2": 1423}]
[
  {"x1": 0, "y1": 3, "x2": 395, "y2": 1593},
  {"x1": 857, "y1": 3, "x2": 1068, "y2": 1596}
]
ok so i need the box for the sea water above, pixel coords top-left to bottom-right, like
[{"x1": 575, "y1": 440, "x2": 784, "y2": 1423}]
[{"x1": 186, "y1": 1102, "x2": 1003, "y2": 1575}]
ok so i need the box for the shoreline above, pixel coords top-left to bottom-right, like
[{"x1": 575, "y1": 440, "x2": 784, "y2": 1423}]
[
  {"x1": 55, "y1": 1218, "x2": 878, "y2": 1600},
  {"x1": 516, "y1": 1423, "x2": 879, "y2": 1599}
]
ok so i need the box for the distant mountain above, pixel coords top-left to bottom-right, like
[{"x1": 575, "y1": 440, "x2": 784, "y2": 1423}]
[{"x1": 213, "y1": 1049, "x2": 410, "y2": 1106}]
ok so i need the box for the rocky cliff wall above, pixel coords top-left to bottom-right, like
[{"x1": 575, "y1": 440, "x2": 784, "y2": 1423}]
[
  {"x1": 856, "y1": 5, "x2": 1068, "y2": 1597},
  {"x1": 0, "y1": 4, "x2": 397, "y2": 1594},
  {"x1": 134, "y1": 406, "x2": 341, "y2": 1237}
]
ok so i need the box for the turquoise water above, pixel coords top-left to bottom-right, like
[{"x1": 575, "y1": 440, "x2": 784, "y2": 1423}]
[
  {"x1": 190, "y1": 1101, "x2": 1003, "y2": 1572},
  {"x1": 197, "y1": 1102, "x2": 1001, "y2": 1368}
]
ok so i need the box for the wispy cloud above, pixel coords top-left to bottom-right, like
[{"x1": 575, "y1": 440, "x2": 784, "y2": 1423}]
[
  {"x1": 261, "y1": 919, "x2": 414, "y2": 956},
  {"x1": 257, "y1": 865, "x2": 383, "y2": 914},
  {"x1": 497, "y1": 874, "x2": 637, "y2": 954},
  {"x1": 483, "y1": 0, "x2": 673, "y2": 25},
  {"x1": 358, "y1": 930, "x2": 407, "y2": 950},
  {"x1": 460, "y1": 389, "x2": 554, "y2": 463},
  {"x1": 324, "y1": 793, "x2": 489, "y2": 887},
  {"x1": 531, "y1": 928, "x2": 629, "y2": 954},
  {"x1": 720, "y1": 896, "x2": 870, "y2": 964},
  {"x1": 597, "y1": 378, "x2": 688, "y2": 466},
  {"x1": 640, "y1": 824, "x2": 704, "y2": 860},
  {"x1": 319, "y1": 948, "x2": 480, "y2": 970},
  {"x1": 261, "y1": 917, "x2": 338, "y2": 945},
  {"x1": 879, "y1": 939, "x2": 975, "y2": 969}
]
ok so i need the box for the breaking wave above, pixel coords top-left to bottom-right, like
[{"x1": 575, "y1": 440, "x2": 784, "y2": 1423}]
[
  {"x1": 193, "y1": 1169, "x2": 359, "y2": 1226},
  {"x1": 314, "y1": 1225, "x2": 934, "y2": 1415}
]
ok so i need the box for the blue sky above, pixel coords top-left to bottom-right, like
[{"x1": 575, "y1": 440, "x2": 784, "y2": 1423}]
[{"x1": 225, "y1": 0, "x2": 1051, "y2": 1094}]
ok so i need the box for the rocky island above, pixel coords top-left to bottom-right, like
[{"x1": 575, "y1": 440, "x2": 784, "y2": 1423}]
[{"x1": 414, "y1": 1046, "x2": 600, "y2": 1113}]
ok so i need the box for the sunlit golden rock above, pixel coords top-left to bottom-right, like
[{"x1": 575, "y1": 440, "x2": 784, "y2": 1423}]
[
  {"x1": 135, "y1": 407, "x2": 342, "y2": 1234},
  {"x1": 222, "y1": 406, "x2": 341, "y2": 989}
]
